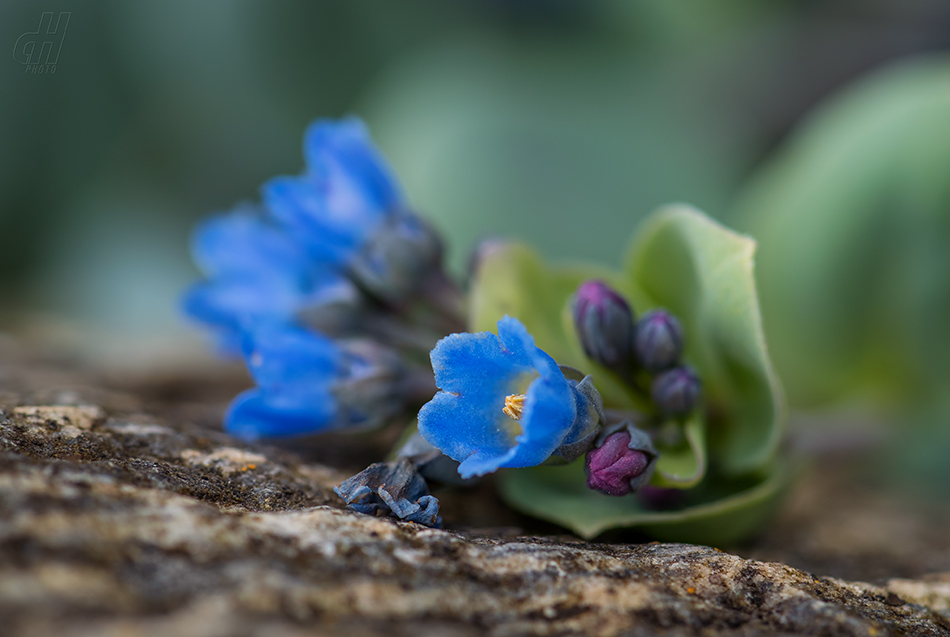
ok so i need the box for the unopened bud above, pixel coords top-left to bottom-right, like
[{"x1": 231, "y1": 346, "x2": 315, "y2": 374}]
[
  {"x1": 573, "y1": 280, "x2": 636, "y2": 371},
  {"x1": 349, "y1": 212, "x2": 444, "y2": 302},
  {"x1": 585, "y1": 422, "x2": 657, "y2": 496},
  {"x1": 634, "y1": 309, "x2": 684, "y2": 372},
  {"x1": 651, "y1": 366, "x2": 701, "y2": 417}
]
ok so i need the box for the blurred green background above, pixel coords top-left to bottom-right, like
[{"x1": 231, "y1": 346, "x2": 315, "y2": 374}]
[{"x1": 3, "y1": 0, "x2": 950, "y2": 433}]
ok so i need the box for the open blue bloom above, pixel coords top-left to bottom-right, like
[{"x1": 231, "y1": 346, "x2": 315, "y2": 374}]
[
  {"x1": 182, "y1": 206, "x2": 358, "y2": 353},
  {"x1": 262, "y1": 117, "x2": 405, "y2": 266},
  {"x1": 226, "y1": 325, "x2": 405, "y2": 441},
  {"x1": 418, "y1": 316, "x2": 599, "y2": 479}
]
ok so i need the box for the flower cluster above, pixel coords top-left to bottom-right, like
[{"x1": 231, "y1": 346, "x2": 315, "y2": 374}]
[
  {"x1": 184, "y1": 118, "x2": 463, "y2": 445},
  {"x1": 186, "y1": 117, "x2": 707, "y2": 530}
]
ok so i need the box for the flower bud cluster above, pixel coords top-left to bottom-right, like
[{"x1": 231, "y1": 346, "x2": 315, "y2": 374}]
[
  {"x1": 572, "y1": 281, "x2": 702, "y2": 418},
  {"x1": 574, "y1": 281, "x2": 637, "y2": 371},
  {"x1": 184, "y1": 118, "x2": 460, "y2": 440}
]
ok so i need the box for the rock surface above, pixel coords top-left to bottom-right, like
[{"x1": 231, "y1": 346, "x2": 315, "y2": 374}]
[{"x1": 1, "y1": 340, "x2": 950, "y2": 636}]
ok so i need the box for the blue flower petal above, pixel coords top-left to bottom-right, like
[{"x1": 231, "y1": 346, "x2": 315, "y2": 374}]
[
  {"x1": 303, "y1": 270, "x2": 360, "y2": 307},
  {"x1": 183, "y1": 270, "x2": 351, "y2": 329},
  {"x1": 498, "y1": 315, "x2": 563, "y2": 386},
  {"x1": 303, "y1": 117, "x2": 403, "y2": 213},
  {"x1": 184, "y1": 202, "x2": 362, "y2": 353},
  {"x1": 182, "y1": 276, "x2": 302, "y2": 327},
  {"x1": 262, "y1": 118, "x2": 404, "y2": 265},
  {"x1": 241, "y1": 326, "x2": 340, "y2": 398},
  {"x1": 181, "y1": 275, "x2": 303, "y2": 352},
  {"x1": 262, "y1": 175, "x2": 374, "y2": 265},
  {"x1": 418, "y1": 390, "x2": 512, "y2": 472},
  {"x1": 453, "y1": 373, "x2": 575, "y2": 477},
  {"x1": 430, "y1": 331, "x2": 532, "y2": 397},
  {"x1": 502, "y1": 372, "x2": 576, "y2": 468},
  {"x1": 225, "y1": 388, "x2": 336, "y2": 440},
  {"x1": 190, "y1": 207, "x2": 311, "y2": 281}
]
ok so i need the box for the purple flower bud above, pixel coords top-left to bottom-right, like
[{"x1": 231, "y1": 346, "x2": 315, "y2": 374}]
[
  {"x1": 573, "y1": 280, "x2": 636, "y2": 371},
  {"x1": 634, "y1": 309, "x2": 684, "y2": 372},
  {"x1": 586, "y1": 431, "x2": 651, "y2": 497},
  {"x1": 651, "y1": 366, "x2": 701, "y2": 417}
]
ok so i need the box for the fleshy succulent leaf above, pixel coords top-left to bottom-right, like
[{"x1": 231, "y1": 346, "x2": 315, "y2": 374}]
[
  {"x1": 624, "y1": 204, "x2": 785, "y2": 476},
  {"x1": 499, "y1": 457, "x2": 795, "y2": 544},
  {"x1": 652, "y1": 413, "x2": 706, "y2": 489}
]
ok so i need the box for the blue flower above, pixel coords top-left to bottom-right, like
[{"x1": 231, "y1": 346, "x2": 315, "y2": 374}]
[
  {"x1": 226, "y1": 325, "x2": 405, "y2": 440},
  {"x1": 418, "y1": 316, "x2": 599, "y2": 479},
  {"x1": 262, "y1": 117, "x2": 405, "y2": 266},
  {"x1": 182, "y1": 206, "x2": 357, "y2": 353}
]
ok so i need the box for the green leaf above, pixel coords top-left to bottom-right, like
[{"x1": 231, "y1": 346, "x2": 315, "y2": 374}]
[
  {"x1": 624, "y1": 205, "x2": 785, "y2": 476},
  {"x1": 731, "y1": 56, "x2": 950, "y2": 407},
  {"x1": 499, "y1": 458, "x2": 796, "y2": 545},
  {"x1": 652, "y1": 412, "x2": 706, "y2": 488}
]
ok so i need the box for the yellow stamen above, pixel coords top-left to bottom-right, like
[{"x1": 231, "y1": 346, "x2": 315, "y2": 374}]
[{"x1": 503, "y1": 394, "x2": 526, "y2": 421}]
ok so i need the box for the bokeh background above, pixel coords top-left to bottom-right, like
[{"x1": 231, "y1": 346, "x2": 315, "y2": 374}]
[{"x1": 3, "y1": 1, "x2": 950, "y2": 487}]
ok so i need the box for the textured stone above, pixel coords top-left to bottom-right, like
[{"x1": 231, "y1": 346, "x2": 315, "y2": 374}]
[
  {"x1": 12, "y1": 405, "x2": 105, "y2": 432},
  {"x1": 889, "y1": 576, "x2": 950, "y2": 613},
  {"x1": 1, "y1": 341, "x2": 949, "y2": 636}
]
